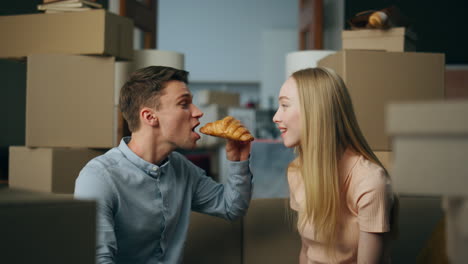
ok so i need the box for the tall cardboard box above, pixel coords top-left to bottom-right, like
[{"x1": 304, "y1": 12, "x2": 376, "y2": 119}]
[
  {"x1": 342, "y1": 27, "x2": 416, "y2": 52},
  {"x1": 243, "y1": 198, "x2": 301, "y2": 264},
  {"x1": 26, "y1": 54, "x2": 129, "y2": 148},
  {"x1": 318, "y1": 50, "x2": 445, "y2": 151},
  {"x1": 184, "y1": 212, "x2": 242, "y2": 264},
  {"x1": 9, "y1": 146, "x2": 105, "y2": 194},
  {"x1": 0, "y1": 188, "x2": 96, "y2": 264},
  {"x1": 0, "y1": 10, "x2": 133, "y2": 60},
  {"x1": 386, "y1": 101, "x2": 468, "y2": 196}
]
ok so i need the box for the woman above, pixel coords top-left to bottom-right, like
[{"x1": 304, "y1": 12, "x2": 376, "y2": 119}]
[{"x1": 273, "y1": 67, "x2": 396, "y2": 263}]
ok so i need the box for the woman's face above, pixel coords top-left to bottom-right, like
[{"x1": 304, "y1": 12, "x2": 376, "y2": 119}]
[{"x1": 273, "y1": 77, "x2": 301, "y2": 148}]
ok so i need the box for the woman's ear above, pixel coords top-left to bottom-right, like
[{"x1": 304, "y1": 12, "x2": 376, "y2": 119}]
[{"x1": 141, "y1": 107, "x2": 158, "y2": 127}]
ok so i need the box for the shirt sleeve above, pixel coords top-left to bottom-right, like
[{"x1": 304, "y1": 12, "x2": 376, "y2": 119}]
[
  {"x1": 74, "y1": 164, "x2": 117, "y2": 264},
  {"x1": 190, "y1": 158, "x2": 253, "y2": 221},
  {"x1": 354, "y1": 167, "x2": 392, "y2": 233}
]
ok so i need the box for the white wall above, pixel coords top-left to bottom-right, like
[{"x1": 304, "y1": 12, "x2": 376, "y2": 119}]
[
  {"x1": 260, "y1": 29, "x2": 297, "y2": 109},
  {"x1": 157, "y1": 0, "x2": 344, "y2": 109},
  {"x1": 158, "y1": 0, "x2": 298, "y2": 82}
]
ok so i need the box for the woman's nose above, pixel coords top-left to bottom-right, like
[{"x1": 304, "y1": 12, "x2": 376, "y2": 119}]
[{"x1": 272, "y1": 109, "x2": 280, "y2": 123}]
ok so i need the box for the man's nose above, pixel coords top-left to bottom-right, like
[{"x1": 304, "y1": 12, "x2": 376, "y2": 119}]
[{"x1": 192, "y1": 104, "x2": 203, "y2": 118}]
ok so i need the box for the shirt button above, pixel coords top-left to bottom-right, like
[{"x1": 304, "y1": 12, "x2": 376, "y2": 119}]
[{"x1": 152, "y1": 166, "x2": 158, "y2": 171}]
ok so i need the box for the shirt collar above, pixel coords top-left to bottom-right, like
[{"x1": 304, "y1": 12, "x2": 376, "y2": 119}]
[{"x1": 118, "y1": 137, "x2": 170, "y2": 177}]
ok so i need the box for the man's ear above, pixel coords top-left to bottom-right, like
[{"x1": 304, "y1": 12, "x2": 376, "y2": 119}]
[{"x1": 141, "y1": 107, "x2": 158, "y2": 127}]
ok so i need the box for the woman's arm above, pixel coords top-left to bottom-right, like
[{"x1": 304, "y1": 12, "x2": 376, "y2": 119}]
[
  {"x1": 299, "y1": 239, "x2": 308, "y2": 264},
  {"x1": 357, "y1": 231, "x2": 385, "y2": 263}
]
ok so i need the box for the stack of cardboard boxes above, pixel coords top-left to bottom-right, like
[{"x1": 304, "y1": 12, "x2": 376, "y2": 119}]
[
  {"x1": 1, "y1": 10, "x2": 134, "y2": 193},
  {"x1": 318, "y1": 27, "x2": 445, "y2": 171},
  {"x1": 0, "y1": 9, "x2": 134, "y2": 263},
  {"x1": 386, "y1": 99, "x2": 468, "y2": 263}
]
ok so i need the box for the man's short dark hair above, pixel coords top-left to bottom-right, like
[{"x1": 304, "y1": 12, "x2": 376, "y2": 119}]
[{"x1": 119, "y1": 66, "x2": 189, "y2": 132}]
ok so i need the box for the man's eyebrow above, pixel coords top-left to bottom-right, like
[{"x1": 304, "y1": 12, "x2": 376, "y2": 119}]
[{"x1": 177, "y1": 93, "x2": 192, "y2": 100}]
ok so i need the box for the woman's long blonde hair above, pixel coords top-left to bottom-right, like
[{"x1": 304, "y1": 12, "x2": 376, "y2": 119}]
[{"x1": 290, "y1": 67, "x2": 389, "y2": 255}]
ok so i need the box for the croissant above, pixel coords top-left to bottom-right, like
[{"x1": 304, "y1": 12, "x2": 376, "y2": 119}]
[
  {"x1": 200, "y1": 116, "x2": 254, "y2": 142},
  {"x1": 368, "y1": 11, "x2": 388, "y2": 28}
]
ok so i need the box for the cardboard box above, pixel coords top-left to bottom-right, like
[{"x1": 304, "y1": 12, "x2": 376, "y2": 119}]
[
  {"x1": 0, "y1": 10, "x2": 133, "y2": 60},
  {"x1": 342, "y1": 27, "x2": 416, "y2": 52},
  {"x1": 9, "y1": 146, "x2": 105, "y2": 194},
  {"x1": 197, "y1": 90, "x2": 240, "y2": 107},
  {"x1": 386, "y1": 101, "x2": 468, "y2": 196},
  {"x1": 0, "y1": 188, "x2": 96, "y2": 264},
  {"x1": 26, "y1": 54, "x2": 131, "y2": 148},
  {"x1": 243, "y1": 198, "x2": 301, "y2": 264},
  {"x1": 184, "y1": 212, "x2": 242, "y2": 264},
  {"x1": 318, "y1": 50, "x2": 445, "y2": 151}
]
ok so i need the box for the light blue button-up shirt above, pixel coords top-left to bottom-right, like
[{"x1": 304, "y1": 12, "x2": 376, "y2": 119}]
[{"x1": 74, "y1": 137, "x2": 252, "y2": 264}]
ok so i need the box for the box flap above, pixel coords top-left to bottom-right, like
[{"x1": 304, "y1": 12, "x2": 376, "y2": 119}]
[
  {"x1": 0, "y1": 10, "x2": 133, "y2": 60},
  {"x1": 387, "y1": 101, "x2": 468, "y2": 135}
]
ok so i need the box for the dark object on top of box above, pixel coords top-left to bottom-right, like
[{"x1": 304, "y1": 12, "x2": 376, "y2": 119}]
[
  {"x1": 344, "y1": 5, "x2": 415, "y2": 52},
  {"x1": 0, "y1": 188, "x2": 96, "y2": 264},
  {"x1": 37, "y1": 0, "x2": 103, "y2": 14},
  {"x1": 0, "y1": 9, "x2": 133, "y2": 60},
  {"x1": 347, "y1": 6, "x2": 409, "y2": 30}
]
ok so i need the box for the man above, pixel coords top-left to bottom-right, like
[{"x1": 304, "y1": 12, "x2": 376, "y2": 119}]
[{"x1": 75, "y1": 66, "x2": 252, "y2": 264}]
